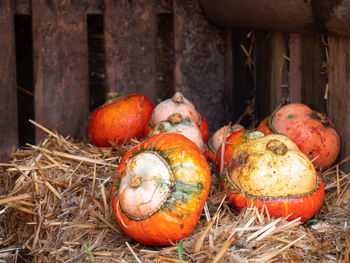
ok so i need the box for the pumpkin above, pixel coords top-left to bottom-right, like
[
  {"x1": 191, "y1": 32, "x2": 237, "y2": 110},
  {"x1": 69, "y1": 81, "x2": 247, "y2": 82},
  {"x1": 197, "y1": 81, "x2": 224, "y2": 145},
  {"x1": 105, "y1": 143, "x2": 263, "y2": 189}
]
[
  {"x1": 144, "y1": 92, "x2": 209, "y2": 142},
  {"x1": 207, "y1": 124, "x2": 244, "y2": 163},
  {"x1": 148, "y1": 113, "x2": 206, "y2": 154},
  {"x1": 88, "y1": 94, "x2": 154, "y2": 147},
  {"x1": 111, "y1": 133, "x2": 211, "y2": 246},
  {"x1": 256, "y1": 103, "x2": 340, "y2": 170},
  {"x1": 221, "y1": 133, "x2": 324, "y2": 222}
]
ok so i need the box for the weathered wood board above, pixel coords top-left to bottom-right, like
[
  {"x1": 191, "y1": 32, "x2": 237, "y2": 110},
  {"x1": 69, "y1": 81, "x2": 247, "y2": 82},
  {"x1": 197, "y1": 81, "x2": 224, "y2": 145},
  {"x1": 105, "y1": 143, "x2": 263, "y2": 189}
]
[
  {"x1": 0, "y1": 0, "x2": 18, "y2": 162},
  {"x1": 255, "y1": 32, "x2": 288, "y2": 120},
  {"x1": 289, "y1": 33, "x2": 327, "y2": 113},
  {"x1": 104, "y1": 0, "x2": 158, "y2": 103},
  {"x1": 328, "y1": 36, "x2": 350, "y2": 171},
  {"x1": 32, "y1": 0, "x2": 89, "y2": 142}
]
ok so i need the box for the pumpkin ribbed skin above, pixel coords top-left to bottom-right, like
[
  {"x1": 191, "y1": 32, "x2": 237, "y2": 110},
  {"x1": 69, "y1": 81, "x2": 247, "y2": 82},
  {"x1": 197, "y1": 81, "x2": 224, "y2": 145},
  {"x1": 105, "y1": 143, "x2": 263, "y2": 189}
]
[
  {"x1": 111, "y1": 133, "x2": 211, "y2": 246},
  {"x1": 88, "y1": 94, "x2": 154, "y2": 147},
  {"x1": 221, "y1": 134, "x2": 324, "y2": 222},
  {"x1": 257, "y1": 103, "x2": 340, "y2": 170}
]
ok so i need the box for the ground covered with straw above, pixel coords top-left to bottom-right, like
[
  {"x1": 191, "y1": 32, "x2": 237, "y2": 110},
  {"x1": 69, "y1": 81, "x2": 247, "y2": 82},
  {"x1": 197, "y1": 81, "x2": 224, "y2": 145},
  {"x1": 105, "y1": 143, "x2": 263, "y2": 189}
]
[{"x1": 0, "y1": 121, "x2": 350, "y2": 263}]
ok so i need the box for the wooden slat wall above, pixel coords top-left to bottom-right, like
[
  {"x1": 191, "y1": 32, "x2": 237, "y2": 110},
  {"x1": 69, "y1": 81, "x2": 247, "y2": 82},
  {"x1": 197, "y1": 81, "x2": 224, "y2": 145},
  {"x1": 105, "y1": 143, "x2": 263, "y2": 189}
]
[
  {"x1": 173, "y1": 0, "x2": 227, "y2": 133},
  {"x1": 32, "y1": 0, "x2": 89, "y2": 142},
  {"x1": 289, "y1": 34, "x2": 327, "y2": 113},
  {"x1": 104, "y1": 0, "x2": 157, "y2": 102},
  {"x1": 0, "y1": 0, "x2": 18, "y2": 162},
  {"x1": 328, "y1": 37, "x2": 350, "y2": 171},
  {"x1": 255, "y1": 32, "x2": 288, "y2": 120},
  {"x1": 1, "y1": 0, "x2": 350, "y2": 172}
]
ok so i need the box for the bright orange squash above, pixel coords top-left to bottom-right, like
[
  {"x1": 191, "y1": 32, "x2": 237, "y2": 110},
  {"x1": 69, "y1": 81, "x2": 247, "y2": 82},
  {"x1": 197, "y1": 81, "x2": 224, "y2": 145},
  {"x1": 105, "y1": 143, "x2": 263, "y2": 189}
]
[
  {"x1": 88, "y1": 94, "x2": 154, "y2": 147},
  {"x1": 221, "y1": 134, "x2": 324, "y2": 222},
  {"x1": 256, "y1": 103, "x2": 340, "y2": 170},
  {"x1": 111, "y1": 133, "x2": 211, "y2": 246},
  {"x1": 145, "y1": 92, "x2": 209, "y2": 142}
]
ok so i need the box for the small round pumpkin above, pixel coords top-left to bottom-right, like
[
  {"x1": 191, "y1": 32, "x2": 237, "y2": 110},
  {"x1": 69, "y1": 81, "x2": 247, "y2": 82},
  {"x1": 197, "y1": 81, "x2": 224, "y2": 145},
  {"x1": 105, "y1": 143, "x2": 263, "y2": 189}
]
[
  {"x1": 221, "y1": 134, "x2": 324, "y2": 222},
  {"x1": 145, "y1": 92, "x2": 209, "y2": 142},
  {"x1": 111, "y1": 133, "x2": 211, "y2": 246},
  {"x1": 88, "y1": 94, "x2": 154, "y2": 147},
  {"x1": 148, "y1": 113, "x2": 206, "y2": 153},
  {"x1": 256, "y1": 103, "x2": 340, "y2": 170},
  {"x1": 207, "y1": 124, "x2": 244, "y2": 163}
]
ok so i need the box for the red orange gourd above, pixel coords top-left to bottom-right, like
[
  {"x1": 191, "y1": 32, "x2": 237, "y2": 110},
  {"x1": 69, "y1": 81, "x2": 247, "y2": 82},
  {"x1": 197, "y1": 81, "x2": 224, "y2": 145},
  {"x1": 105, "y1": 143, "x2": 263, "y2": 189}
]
[
  {"x1": 88, "y1": 94, "x2": 154, "y2": 147},
  {"x1": 221, "y1": 133, "x2": 324, "y2": 222},
  {"x1": 256, "y1": 103, "x2": 340, "y2": 170},
  {"x1": 111, "y1": 133, "x2": 211, "y2": 246}
]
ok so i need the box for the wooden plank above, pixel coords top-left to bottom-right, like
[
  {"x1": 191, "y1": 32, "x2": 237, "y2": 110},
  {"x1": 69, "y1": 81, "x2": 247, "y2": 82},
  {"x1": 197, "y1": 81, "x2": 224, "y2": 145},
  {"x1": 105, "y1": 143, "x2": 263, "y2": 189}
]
[
  {"x1": 173, "y1": 0, "x2": 227, "y2": 133},
  {"x1": 289, "y1": 33, "x2": 327, "y2": 112},
  {"x1": 32, "y1": 1, "x2": 89, "y2": 142},
  {"x1": 201, "y1": 0, "x2": 350, "y2": 37},
  {"x1": 328, "y1": 36, "x2": 350, "y2": 172},
  {"x1": 255, "y1": 32, "x2": 288, "y2": 120},
  {"x1": 0, "y1": 0, "x2": 18, "y2": 161},
  {"x1": 300, "y1": 34, "x2": 327, "y2": 113},
  {"x1": 289, "y1": 33, "x2": 302, "y2": 103},
  {"x1": 15, "y1": 0, "x2": 171, "y2": 14},
  {"x1": 104, "y1": 0, "x2": 157, "y2": 103}
]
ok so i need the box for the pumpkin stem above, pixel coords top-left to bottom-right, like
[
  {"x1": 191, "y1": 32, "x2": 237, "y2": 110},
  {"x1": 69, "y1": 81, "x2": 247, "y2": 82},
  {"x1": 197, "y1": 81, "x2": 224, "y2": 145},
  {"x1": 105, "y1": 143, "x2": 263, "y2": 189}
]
[
  {"x1": 129, "y1": 174, "x2": 142, "y2": 188},
  {"x1": 172, "y1": 92, "x2": 184, "y2": 103},
  {"x1": 266, "y1": 139, "x2": 287, "y2": 155},
  {"x1": 167, "y1": 113, "x2": 183, "y2": 124}
]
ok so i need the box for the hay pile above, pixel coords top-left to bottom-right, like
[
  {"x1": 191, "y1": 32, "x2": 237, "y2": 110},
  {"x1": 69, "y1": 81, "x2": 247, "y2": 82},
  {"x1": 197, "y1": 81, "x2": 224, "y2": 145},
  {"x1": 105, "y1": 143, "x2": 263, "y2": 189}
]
[{"x1": 0, "y1": 121, "x2": 349, "y2": 262}]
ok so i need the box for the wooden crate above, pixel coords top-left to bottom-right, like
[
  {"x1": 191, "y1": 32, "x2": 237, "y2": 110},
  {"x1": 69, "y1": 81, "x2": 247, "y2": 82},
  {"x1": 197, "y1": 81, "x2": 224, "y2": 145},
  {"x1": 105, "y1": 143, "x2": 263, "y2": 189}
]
[{"x1": 1, "y1": 0, "x2": 350, "y2": 171}]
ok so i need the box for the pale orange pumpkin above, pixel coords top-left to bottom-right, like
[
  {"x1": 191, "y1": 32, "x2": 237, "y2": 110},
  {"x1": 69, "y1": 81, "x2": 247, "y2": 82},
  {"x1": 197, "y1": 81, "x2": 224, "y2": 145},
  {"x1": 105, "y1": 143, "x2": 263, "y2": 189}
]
[
  {"x1": 256, "y1": 103, "x2": 340, "y2": 170},
  {"x1": 144, "y1": 92, "x2": 209, "y2": 142},
  {"x1": 148, "y1": 113, "x2": 206, "y2": 154},
  {"x1": 111, "y1": 133, "x2": 211, "y2": 246}
]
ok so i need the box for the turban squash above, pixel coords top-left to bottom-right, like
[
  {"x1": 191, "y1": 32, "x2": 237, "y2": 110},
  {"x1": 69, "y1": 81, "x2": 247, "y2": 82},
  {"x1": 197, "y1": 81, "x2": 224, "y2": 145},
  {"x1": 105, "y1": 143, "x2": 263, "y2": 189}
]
[
  {"x1": 220, "y1": 133, "x2": 324, "y2": 222},
  {"x1": 111, "y1": 133, "x2": 211, "y2": 246}
]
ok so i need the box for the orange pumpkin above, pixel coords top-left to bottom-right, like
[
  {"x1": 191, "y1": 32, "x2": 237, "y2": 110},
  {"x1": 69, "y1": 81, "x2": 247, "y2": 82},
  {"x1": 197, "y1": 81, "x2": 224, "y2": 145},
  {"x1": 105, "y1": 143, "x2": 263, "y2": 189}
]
[
  {"x1": 221, "y1": 134, "x2": 324, "y2": 222},
  {"x1": 88, "y1": 94, "x2": 154, "y2": 147},
  {"x1": 111, "y1": 133, "x2": 211, "y2": 246},
  {"x1": 207, "y1": 124, "x2": 244, "y2": 163},
  {"x1": 256, "y1": 103, "x2": 340, "y2": 170},
  {"x1": 145, "y1": 92, "x2": 209, "y2": 142}
]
